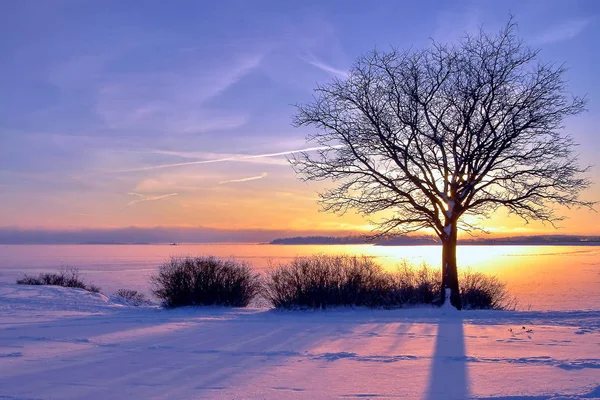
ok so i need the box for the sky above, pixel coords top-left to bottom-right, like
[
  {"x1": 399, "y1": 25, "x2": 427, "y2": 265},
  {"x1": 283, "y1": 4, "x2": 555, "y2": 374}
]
[{"x1": 1, "y1": 0, "x2": 599, "y2": 240}]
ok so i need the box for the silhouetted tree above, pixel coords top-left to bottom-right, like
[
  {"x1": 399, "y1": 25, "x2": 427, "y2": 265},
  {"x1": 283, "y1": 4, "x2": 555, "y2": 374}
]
[{"x1": 291, "y1": 20, "x2": 593, "y2": 309}]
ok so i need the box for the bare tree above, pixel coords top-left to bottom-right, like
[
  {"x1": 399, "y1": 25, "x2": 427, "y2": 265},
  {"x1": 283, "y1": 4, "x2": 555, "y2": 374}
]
[{"x1": 291, "y1": 20, "x2": 594, "y2": 309}]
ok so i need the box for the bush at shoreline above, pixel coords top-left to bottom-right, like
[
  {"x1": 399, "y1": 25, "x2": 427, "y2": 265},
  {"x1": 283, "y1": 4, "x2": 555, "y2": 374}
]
[
  {"x1": 151, "y1": 256, "x2": 261, "y2": 308},
  {"x1": 264, "y1": 255, "x2": 390, "y2": 309},
  {"x1": 16, "y1": 267, "x2": 101, "y2": 293},
  {"x1": 460, "y1": 269, "x2": 516, "y2": 310},
  {"x1": 114, "y1": 289, "x2": 149, "y2": 306},
  {"x1": 15, "y1": 255, "x2": 514, "y2": 311},
  {"x1": 264, "y1": 256, "x2": 514, "y2": 310}
]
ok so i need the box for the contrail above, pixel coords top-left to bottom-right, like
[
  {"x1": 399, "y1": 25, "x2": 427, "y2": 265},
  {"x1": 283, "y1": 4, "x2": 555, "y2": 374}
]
[
  {"x1": 127, "y1": 192, "x2": 178, "y2": 206},
  {"x1": 299, "y1": 54, "x2": 349, "y2": 78},
  {"x1": 219, "y1": 173, "x2": 268, "y2": 185},
  {"x1": 306, "y1": 59, "x2": 349, "y2": 78},
  {"x1": 118, "y1": 146, "x2": 341, "y2": 172}
]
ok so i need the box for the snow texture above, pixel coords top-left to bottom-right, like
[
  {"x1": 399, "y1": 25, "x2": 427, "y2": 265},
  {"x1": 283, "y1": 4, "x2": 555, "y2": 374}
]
[
  {"x1": 0, "y1": 283, "x2": 598, "y2": 399},
  {"x1": 441, "y1": 287, "x2": 456, "y2": 312},
  {"x1": 446, "y1": 200, "x2": 455, "y2": 218},
  {"x1": 444, "y1": 224, "x2": 453, "y2": 236}
]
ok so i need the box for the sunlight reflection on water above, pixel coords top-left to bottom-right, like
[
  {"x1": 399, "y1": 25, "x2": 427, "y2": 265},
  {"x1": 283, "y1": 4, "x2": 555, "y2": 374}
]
[{"x1": 0, "y1": 244, "x2": 598, "y2": 311}]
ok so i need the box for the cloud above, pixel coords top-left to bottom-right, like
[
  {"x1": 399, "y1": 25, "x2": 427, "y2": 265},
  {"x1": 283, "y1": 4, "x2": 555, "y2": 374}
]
[
  {"x1": 118, "y1": 145, "x2": 344, "y2": 172},
  {"x1": 95, "y1": 51, "x2": 266, "y2": 133},
  {"x1": 219, "y1": 173, "x2": 268, "y2": 185},
  {"x1": 301, "y1": 55, "x2": 349, "y2": 78},
  {"x1": 532, "y1": 18, "x2": 594, "y2": 45},
  {"x1": 149, "y1": 150, "x2": 290, "y2": 166},
  {"x1": 126, "y1": 192, "x2": 178, "y2": 206}
]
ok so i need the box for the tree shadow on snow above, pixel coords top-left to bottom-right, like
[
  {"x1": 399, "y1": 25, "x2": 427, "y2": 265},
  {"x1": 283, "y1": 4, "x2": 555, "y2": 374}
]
[{"x1": 426, "y1": 315, "x2": 470, "y2": 400}]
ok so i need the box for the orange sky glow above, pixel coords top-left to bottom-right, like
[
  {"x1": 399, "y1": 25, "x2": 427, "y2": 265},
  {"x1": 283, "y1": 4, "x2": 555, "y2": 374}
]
[{"x1": 1, "y1": 2, "x2": 599, "y2": 238}]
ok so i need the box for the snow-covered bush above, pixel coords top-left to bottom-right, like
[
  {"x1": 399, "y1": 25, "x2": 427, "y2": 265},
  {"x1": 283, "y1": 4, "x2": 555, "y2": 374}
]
[
  {"x1": 264, "y1": 255, "x2": 391, "y2": 309},
  {"x1": 151, "y1": 257, "x2": 261, "y2": 308},
  {"x1": 16, "y1": 267, "x2": 101, "y2": 293},
  {"x1": 114, "y1": 289, "x2": 149, "y2": 306}
]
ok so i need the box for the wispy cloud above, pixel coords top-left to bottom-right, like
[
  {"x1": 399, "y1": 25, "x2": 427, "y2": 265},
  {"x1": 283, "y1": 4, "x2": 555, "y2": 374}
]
[
  {"x1": 149, "y1": 150, "x2": 290, "y2": 166},
  {"x1": 126, "y1": 192, "x2": 178, "y2": 206},
  {"x1": 301, "y1": 55, "x2": 349, "y2": 78},
  {"x1": 95, "y1": 51, "x2": 266, "y2": 133},
  {"x1": 532, "y1": 18, "x2": 594, "y2": 45},
  {"x1": 219, "y1": 173, "x2": 268, "y2": 185},
  {"x1": 117, "y1": 146, "x2": 343, "y2": 172}
]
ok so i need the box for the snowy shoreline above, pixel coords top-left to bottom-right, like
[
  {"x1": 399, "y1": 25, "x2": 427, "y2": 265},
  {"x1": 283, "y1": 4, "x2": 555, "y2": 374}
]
[{"x1": 1, "y1": 283, "x2": 598, "y2": 399}]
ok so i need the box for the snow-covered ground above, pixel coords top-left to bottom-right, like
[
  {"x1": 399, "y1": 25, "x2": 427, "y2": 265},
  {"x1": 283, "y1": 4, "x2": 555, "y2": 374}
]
[{"x1": 1, "y1": 284, "x2": 598, "y2": 399}]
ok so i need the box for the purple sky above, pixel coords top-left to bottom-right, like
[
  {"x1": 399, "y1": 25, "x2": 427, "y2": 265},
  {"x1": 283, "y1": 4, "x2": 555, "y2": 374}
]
[{"x1": 1, "y1": 0, "x2": 599, "y2": 238}]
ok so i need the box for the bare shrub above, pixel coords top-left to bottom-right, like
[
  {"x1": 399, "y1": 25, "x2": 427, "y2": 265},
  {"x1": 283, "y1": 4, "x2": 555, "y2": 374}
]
[
  {"x1": 114, "y1": 289, "x2": 149, "y2": 306},
  {"x1": 459, "y1": 269, "x2": 516, "y2": 310},
  {"x1": 264, "y1": 255, "x2": 392, "y2": 309},
  {"x1": 264, "y1": 256, "x2": 513, "y2": 310},
  {"x1": 389, "y1": 262, "x2": 440, "y2": 305},
  {"x1": 16, "y1": 267, "x2": 100, "y2": 293},
  {"x1": 150, "y1": 257, "x2": 261, "y2": 308}
]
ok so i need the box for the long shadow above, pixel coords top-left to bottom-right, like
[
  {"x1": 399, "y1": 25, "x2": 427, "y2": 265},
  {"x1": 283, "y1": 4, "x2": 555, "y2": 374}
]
[{"x1": 426, "y1": 315, "x2": 470, "y2": 400}]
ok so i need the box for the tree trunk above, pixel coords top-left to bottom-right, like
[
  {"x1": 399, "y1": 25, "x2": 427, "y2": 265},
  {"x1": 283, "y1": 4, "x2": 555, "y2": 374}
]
[{"x1": 440, "y1": 221, "x2": 462, "y2": 310}]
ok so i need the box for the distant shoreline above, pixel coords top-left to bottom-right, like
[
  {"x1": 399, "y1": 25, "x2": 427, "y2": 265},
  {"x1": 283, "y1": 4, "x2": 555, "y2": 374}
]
[
  {"x1": 1, "y1": 236, "x2": 599, "y2": 246},
  {"x1": 4, "y1": 242, "x2": 600, "y2": 247},
  {"x1": 269, "y1": 235, "x2": 600, "y2": 246},
  {"x1": 2, "y1": 227, "x2": 599, "y2": 246},
  {"x1": 268, "y1": 241, "x2": 600, "y2": 247}
]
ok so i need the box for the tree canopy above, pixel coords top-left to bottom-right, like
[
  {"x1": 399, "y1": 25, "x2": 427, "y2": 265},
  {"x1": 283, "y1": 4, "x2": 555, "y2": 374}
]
[{"x1": 292, "y1": 21, "x2": 593, "y2": 239}]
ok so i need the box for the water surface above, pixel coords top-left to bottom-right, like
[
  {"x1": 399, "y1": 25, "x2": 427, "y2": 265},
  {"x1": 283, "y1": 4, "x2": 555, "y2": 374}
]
[{"x1": 0, "y1": 244, "x2": 597, "y2": 311}]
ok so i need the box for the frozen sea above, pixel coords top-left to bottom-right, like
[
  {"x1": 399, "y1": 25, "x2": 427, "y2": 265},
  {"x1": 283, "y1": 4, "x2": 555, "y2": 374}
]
[{"x1": 0, "y1": 244, "x2": 598, "y2": 311}]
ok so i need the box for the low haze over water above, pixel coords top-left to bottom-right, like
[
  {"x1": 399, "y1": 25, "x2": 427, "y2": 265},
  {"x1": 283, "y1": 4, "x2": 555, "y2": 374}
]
[{"x1": 1, "y1": 244, "x2": 598, "y2": 311}]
